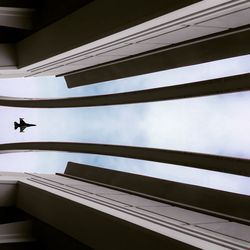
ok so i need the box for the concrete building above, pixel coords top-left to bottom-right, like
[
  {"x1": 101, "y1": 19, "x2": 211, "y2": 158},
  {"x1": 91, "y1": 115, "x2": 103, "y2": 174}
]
[
  {"x1": 0, "y1": 163, "x2": 250, "y2": 250},
  {"x1": 0, "y1": 0, "x2": 249, "y2": 249},
  {"x1": 0, "y1": 0, "x2": 249, "y2": 86}
]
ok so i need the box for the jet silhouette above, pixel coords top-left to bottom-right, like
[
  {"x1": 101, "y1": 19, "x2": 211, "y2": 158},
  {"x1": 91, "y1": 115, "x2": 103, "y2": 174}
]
[{"x1": 14, "y1": 118, "x2": 36, "y2": 133}]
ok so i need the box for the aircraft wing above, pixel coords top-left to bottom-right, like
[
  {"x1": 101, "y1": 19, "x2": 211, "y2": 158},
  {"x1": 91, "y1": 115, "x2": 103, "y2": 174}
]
[
  {"x1": 20, "y1": 127, "x2": 26, "y2": 133},
  {"x1": 19, "y1": 118, "x2": 25, "y2": 125}
]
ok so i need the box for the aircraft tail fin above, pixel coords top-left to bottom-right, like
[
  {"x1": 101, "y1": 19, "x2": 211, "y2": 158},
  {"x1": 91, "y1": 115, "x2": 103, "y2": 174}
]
[{"x1": 14, "y1": 122, "x2": 19, "y2": 130}]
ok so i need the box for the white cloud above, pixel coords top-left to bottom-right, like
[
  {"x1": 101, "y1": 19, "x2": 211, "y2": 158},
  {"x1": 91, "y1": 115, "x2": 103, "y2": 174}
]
[{"x1": 0, "y1": 55, "x2": 249, "y2": 195}]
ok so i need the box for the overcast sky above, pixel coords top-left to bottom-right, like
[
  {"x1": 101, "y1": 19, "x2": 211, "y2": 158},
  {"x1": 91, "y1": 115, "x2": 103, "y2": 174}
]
[{"x1": 0, "y1": 55, "x2": 249, "y2": 195}]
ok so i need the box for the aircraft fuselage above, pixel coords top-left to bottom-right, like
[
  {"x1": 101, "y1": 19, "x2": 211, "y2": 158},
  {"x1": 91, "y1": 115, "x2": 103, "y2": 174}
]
[{"x1": 14, "y1": 119, "x2": 36, "y2": 132}]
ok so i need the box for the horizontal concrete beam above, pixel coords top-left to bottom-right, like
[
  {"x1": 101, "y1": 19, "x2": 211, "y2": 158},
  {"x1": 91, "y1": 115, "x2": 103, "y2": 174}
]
[
  {"x1": 0, "y1": 7, "x2": 34, "y2": 29},
  {"x1": 63, "y1": 162, "x2": 250, "y2": 223},
  {"x1": 0, "y1": 220, "x2": 34, "y2": 244},
  {"x1": 0, "y1": 142, "x2": 249, "y2": 177},
  {"x1": 0, "y1": 73, "x2": 249, "y2": 108},
  {"x1": 17, "y1": 182, "x2": 197, "y2": 249},
  {"x1": 64, "y1": 27, "x2": 250, "y2": 87},
  {"x1": 17, "y1": 0, "x2": 198, "y2": 67}
]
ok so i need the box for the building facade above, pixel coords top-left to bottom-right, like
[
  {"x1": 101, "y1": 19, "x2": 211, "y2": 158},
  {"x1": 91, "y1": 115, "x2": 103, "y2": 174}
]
[
  {"x1": 0, "y1": 1, "x2": 249, "y2": 249},
  {"x1": 0, "y1": 0, "x2": 249, "y2": 86},
  {"x1": 0, "y1": 163, "x2": 250, "y2": 249}
]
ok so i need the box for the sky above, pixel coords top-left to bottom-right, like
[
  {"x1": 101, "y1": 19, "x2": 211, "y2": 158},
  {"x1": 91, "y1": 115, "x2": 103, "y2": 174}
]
[{"x1": 0, "y1": 54, "x2": 249, "y2": 195}]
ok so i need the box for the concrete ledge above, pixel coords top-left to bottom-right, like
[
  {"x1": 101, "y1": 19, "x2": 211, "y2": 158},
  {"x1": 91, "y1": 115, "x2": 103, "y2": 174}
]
[
  {"x1": 17, "y1": 182, "x2": 198, "y2": 250},
  {"x1": 63, "y1": 162, "x2": 250, "y2": 223},
  {"x1": 64, "y1": 27, "x2": 250, "y2": 87},
  {"x1": 0, "y1": 142, "x2": 249, "y2": 177},
  {"x1": 0, "y1": 73, "x2": 249, "y2": 108},
  {"x1": 17, "y1": 0, "x2": 198, "y2": 67}
]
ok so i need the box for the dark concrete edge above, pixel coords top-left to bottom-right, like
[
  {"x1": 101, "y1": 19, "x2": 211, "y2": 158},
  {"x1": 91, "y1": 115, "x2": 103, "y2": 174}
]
[
  {"x1": 0, "y1": 142, "x2": 249, "y2": 177},
  {"x1": 64, "y1": 26, "x2": 250, "y2": 88},
  {"x1": 0, "y1": 73, "x2": 249, "y2": 108},
  {"x1": 61, "y1": 162, "x2": 250, "y2": 224}
]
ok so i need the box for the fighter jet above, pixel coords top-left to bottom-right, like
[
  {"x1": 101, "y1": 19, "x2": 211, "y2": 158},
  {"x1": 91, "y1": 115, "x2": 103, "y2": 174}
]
[{"x1": 14, "y1": 118, "x2": 36, "y2": 133}]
